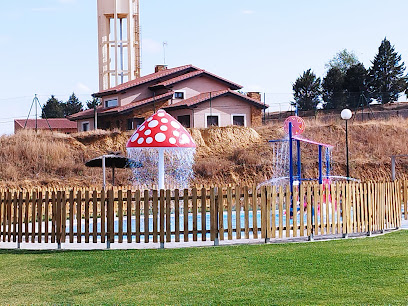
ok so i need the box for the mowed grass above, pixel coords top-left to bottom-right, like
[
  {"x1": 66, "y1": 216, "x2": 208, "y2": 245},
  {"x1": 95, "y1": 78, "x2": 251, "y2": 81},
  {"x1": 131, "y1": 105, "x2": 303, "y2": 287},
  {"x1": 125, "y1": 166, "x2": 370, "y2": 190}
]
[{"x1": 0, "y1": 231, "x2": 407, "y2": 305}]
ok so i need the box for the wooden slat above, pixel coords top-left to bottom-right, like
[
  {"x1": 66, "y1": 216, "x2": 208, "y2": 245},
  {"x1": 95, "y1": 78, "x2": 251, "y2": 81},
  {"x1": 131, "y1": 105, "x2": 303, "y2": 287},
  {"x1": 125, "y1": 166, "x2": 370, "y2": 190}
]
[
  {"x1": 159, "y1": 190, "x2": 165, "y2": 245},
  {"x1": 28, "y1": 191, "x2": 35, "y2": 243},
  {"x1": 44, "y1": 191, "x2": 50, "y2": 243},
  {"x1": 367, "y1": 182, "x2": 373, "y2": 233},
  {"x1": 153, "y1": 190, "x2": 159, "y2": 243},
  {"x1": 336, "y1": 183, "x2": 341, "y2": 234},
  {"x1": 93, "y1": 190, "x2": 98, "y2": 243},
  {"x1": 244, "y1": 186, "x2": 249, "y2": 239},
  {"x1": 285, "y1": 185, "x2": 291, "y2": 238},
  {"x1": 24, "y1": 192, "x2": 29, "y2": 243},
  {"x1": 13, "y1": 192, "x2": 18, "y2": 243},
  {"x1": 18, "y1": 192, "x2": 23, "y2": 244},
  {"x1": 314, "y1": 185, "x2": 319, "y2": 236},
  {"x1": 118, "y1": 190, "x2": 123, "y2": 243},
  {"x1": 293, "y1": 185, "x2": 298, "y2": 237},
  {"x1": 325, "y1": 183, "x2": 330, "y2": 234},
  {"x1": 266, "y1": 186, "x2": 272, "y2": 239},
  {"x1": 260, "y1": 186, "x2": 266, "y2": 239},
  {"x1": 76, "y1": 190, "x2": 82, "y2": 243},
  {"x1": 210, "y1": 187, "x2": 215, "y2": 241},
  {"x1": 218, "y1": 187, "x2": 224, "y2": 241},
  {"x1": 299, "y1": 184, "x2": 305, "y2": 237},
  {"x1": 126, "y1": 190, "x2": 132, "y2": 243},
  {"x1": 227, "y1": 187, "x2": 233, "y2": 240},
  {"x1": 192, "y1": 188, "x2": 198, "y2": 241},
  {"x1": 362, "y1": 183, "x2": 367, "y2": 232},
  {"x1": 175, "y1": 189, "x2": 180, "y2": 242},
  {"x1": 319, "y1": 184, "x2": 324, "y2": 235},
  {"x1": 61, "y1": 191, "x2": 67, "y2": 243},
  {"x1": 252, "y1": 186, "x2": 258, "y2": 239},
  {"x1": 356, "y1": 184, "x2": 361, "y2": 233},
  {"x1": 330, "y1": 184, "x2": 335, "y2": 234},
  {"x1": 56, "y1": 191, "x2": 62, "y2": 245},
  {"x1": 108, "y1": 189, "x2": 114, "y2": 243},
  {"x1": 404, "y1": 180, "x2": 408, "y2": 220},
  {"x1": 135, "y1": 190, "x2": 140, "y2": 243},
  {"x1": 85, "y1": 190, "x2": 90, "y2": 243},
  {"x1": 236, "y1": 186, "x2": 241, "y2": 240},
  {"x1": 166, "y1": 189, "x2": 171, "y2": 243},
  {"x1": 0, "y1": 192, "x2": 3, "y2": 242},
  {"x1": 307, "y1": 184, "x2": 312, "y2": 236},
  {"x1": 200, "y1": 187, "x2": 206, "y2": 241},
  {"x1": 278, "y1": 186, "x2": 283, "y2": 238},
  {"x1": 183, "y1": 189, "x2": 189, "y2": 242},
  {"x1": 144, "y1": 190, "x2": 149, "y2": 243},
  {"x1": 101, "y1": 189, "x2": 106, "y2": 243},
  {"x1": 68, "y1": 190, "x2": 74, "y2": 243},
  {"x1": 271, "y1": 186, "x2": 276, "y2": 239}
]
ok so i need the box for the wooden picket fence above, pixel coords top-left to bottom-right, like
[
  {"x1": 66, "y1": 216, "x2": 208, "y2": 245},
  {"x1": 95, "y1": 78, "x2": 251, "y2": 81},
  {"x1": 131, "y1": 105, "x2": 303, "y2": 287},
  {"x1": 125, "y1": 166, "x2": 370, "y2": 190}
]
[{"x1": 0, "y1": 181, "x2": 404, "y2": 247}]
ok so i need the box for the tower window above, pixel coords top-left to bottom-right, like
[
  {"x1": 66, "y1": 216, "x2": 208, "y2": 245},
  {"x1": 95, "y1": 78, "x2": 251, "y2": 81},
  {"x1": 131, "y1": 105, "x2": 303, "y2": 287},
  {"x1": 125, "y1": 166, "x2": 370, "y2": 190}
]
[{"x1": 174, "y1": 92, "x2": 184, "y2": 99}]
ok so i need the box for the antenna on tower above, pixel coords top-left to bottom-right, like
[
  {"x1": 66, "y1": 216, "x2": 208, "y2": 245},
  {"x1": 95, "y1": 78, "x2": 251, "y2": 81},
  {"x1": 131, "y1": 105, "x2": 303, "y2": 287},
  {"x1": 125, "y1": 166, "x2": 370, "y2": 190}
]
[
  {"x1": 163, "y1": 41, "x2": 168, "y2": 65},
  {"x1": 24, "y1": 95, "x2": 53, "y2": 133}
]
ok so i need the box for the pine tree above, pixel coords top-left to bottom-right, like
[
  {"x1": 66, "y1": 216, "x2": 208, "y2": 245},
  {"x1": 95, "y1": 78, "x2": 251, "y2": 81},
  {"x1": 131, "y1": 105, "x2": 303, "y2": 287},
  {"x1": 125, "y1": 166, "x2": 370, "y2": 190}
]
[
  {"x1": 325, "y1": 49, "x2": 360, "y2": 74},
  {"x1": 86, "y1": 97, "x2": 101, "y2": 109},
  {"x1": 292, "y1": 69, "x2": 322, "y2": 111},
  {"x1": 64, "y1": 92, "x2": 83, "y2": 116},
  {"x1": 41, "y1": 95, "x2": 65, "y2": 118},
  {"x1": 368, "y1": 38, "x2": 407, "y2": 103},
  {"x1": 344, "y1": 63, "x2": 369, "y2": 108},
  {"x1": 322, "y1": 67, "x2": 347, "y2": 109}
]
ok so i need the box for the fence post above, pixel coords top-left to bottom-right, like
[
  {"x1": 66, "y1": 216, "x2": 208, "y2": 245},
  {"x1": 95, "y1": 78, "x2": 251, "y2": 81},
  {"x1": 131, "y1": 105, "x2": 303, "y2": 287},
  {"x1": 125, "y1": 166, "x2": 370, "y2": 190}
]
[
  {"x1": 56, "y1": 191, "x2": 62, "y2": 249},
  {"x1": 342, "y1": 183, "x2": 348, "y2": 239}
]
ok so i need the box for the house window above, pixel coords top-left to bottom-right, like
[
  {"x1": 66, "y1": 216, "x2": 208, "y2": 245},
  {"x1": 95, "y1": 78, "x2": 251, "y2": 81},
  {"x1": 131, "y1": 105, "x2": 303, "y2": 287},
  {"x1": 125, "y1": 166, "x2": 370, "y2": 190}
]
[
  {"x1": 174, "y1": 91, "x2": 184, "y2": 99},
  {"x1": 206, "y1": 115, "x2": 219, "y2": 127},
  {"x1": 127, "y1": 119, "x2": 133, "y2": 130},
  {"x1": 232, "y1": 115, "x2": 246, "y2": 126},
  {"x1": 104, "y1": 98, "x2": 118, "y2": 108},
  {"x1": 82, "y1": 122, "x2": 90, "y2": 132},
  {"x1": 127, "y1": 118, "x2": 145, "y2": 130},
  {"x1": 178, "y1": 115, "x2": 191, "y2": 128}
]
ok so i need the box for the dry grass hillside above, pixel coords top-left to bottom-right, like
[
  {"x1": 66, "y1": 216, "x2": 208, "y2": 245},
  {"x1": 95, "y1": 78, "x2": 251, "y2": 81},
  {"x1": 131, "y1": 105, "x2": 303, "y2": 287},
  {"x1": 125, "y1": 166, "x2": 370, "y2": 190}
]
[{"x1": 1, "y1": 118, "x2": 408, "y2": 189}]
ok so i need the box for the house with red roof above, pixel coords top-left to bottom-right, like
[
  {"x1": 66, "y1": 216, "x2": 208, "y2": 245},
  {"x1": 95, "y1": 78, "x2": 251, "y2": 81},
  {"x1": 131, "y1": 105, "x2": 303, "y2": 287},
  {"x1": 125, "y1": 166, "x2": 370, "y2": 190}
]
[
  {"x1": 14, "y1": 118, "x2": 77, "y2": 134},
  {"x1": 68, "y1": 65, "x2": 267, "y2": 131}
]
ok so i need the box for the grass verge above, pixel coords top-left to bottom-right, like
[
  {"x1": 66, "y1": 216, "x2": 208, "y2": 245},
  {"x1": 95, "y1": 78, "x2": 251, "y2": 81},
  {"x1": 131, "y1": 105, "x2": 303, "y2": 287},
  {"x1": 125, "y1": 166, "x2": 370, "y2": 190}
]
[{"x1": 0, "y1": 231, "x2": 407, "y2": 304}]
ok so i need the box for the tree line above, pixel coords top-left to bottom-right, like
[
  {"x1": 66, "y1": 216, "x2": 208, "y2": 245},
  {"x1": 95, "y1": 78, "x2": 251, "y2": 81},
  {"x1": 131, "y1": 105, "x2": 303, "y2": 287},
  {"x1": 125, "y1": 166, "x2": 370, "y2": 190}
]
[
  {"x1": 292, "y1": 38, "x2": 408, "y2": 111},
  {"x1": 41, "y1": 93, "x2": 100, "y2": 119}
]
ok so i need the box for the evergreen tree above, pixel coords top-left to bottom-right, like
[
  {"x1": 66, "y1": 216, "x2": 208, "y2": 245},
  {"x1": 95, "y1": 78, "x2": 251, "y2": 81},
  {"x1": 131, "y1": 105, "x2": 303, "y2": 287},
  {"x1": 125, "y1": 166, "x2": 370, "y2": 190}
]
[
  {"x1": 86, "y1": 97, "x2": 101, "y2": 109},
  {"x1": 344, "y1": 63, "x2": 369, "y2": 108},
  {"x1": 322, "y1": 67, "x2": 347, "y2": 109},
  {"x1": 64, "y1": 92, "x2": 83, "y2": 116},
  {"x1": 325, "y1": 49, "x2": 360, "y2": 74},
  {"x1": 368, "y1": 38, "x2": 407, "y2": 103},
  {"x1": 41, "y1": 95, "x2": 65, "y2": 118},
  {"x1": 292, "y1": 69, "x2": 322, "y2": 111}
]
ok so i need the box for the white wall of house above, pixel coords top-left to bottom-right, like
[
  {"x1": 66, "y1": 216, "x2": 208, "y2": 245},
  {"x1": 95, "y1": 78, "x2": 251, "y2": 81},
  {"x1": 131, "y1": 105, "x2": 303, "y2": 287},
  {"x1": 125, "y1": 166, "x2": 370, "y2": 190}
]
[{"x1": 167, "y1": 95, "x2": 252, "y2": 128}]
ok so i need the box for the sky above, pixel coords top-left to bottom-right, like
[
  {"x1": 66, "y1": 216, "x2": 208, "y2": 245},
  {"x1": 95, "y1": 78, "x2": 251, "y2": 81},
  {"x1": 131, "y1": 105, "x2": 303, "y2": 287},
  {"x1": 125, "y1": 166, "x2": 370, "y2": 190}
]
[{"x1": 1, "y1": 0, "x2": 408, "y2": 135}]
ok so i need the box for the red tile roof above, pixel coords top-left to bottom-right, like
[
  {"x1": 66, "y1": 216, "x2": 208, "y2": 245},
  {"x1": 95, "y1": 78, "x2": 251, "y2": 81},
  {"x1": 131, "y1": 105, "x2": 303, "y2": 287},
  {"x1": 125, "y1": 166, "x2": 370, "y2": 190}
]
[
  {"x1": 164, "y1": 89, "x2": 268, "y2": 110},
  {"x1": 14, "y1": 118, "x2": 77, "y2": 130},
  {"x1": 94, "y1": 65, "x2": 198, "y2": 97},
  {"x1": 67, "y1": 92, "x2": 174, "y2": 120},
  {"x1": 149, "y1": 70, "x2": 242, "y2": 90}
]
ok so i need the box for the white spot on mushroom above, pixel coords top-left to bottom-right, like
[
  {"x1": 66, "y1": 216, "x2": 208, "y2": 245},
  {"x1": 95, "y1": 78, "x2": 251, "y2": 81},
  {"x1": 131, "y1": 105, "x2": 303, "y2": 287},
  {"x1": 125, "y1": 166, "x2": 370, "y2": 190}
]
[
  {"x1": 161, "y1": 118, "x2": 169, "y2": 123},
  {"x1": 148, "y1": 120, "x2": 159, "y2": 128},
  {"x1": 155, "y1": 133, "x2": 166, "y2": 143},
  {"x1": 173, "y1": 131, "x2": 180, "y2": 137},
  {"x1": 181, "y1": 134, "x2": 190, "y2": 144},
  {"x1": 146, "y1": 116, "x2": 153, "y2": 122},
  {"x1": 160, "y1": 125, "x2": 168, "y2": 131},
  {"x1": 144, "y1": 129, "x2": 152, "y2": 136},
  {"x1": 146, "y1": 137, "x2": 153, "y2": 144},
  {"x1": 137, "y1": 138, "x2": 144, "y2": 144},
  {"x1": 171, "y1": 121, "x2": 180, "y2": 129},
  {"x1": 131, "y1": 133, "x2": 139, "y2": 142},
  {"x1": 158, "y1": 111, "x2": 165, "y2": 117},
  {"x1": 139, "y1": 125, "x2": 145, "y2": 131},
  {"x1": 169, "y1": 137, "x2": 176, "y2": 145}
]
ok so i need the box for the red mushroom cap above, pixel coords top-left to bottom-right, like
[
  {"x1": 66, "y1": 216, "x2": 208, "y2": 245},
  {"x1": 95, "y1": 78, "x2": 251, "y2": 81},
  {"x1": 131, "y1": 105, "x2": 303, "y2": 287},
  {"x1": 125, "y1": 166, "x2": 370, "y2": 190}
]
[{"x1": 127, "y1": 109, "x2": 196, "y2": 148}]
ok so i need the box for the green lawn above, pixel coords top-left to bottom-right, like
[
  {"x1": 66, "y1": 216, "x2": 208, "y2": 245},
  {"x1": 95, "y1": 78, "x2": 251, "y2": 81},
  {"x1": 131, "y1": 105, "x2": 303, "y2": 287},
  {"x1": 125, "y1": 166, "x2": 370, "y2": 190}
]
[{"x1": 0, "y1": 231, "x2": 407, "y2": 305}]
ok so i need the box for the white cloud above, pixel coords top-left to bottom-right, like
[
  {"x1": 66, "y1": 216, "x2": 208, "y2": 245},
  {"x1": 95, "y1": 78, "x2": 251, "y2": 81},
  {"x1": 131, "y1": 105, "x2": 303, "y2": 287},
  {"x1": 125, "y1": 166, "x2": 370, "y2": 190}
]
[
  {"x1": 75, "y1": 82, "x2": 92, "y2": 94},
  {"x1": 242, "y1": 10, "x2": 255, "y2": 15},
  {"x1": 142, "y1": 38, "x2": 162, "y2": 54}
]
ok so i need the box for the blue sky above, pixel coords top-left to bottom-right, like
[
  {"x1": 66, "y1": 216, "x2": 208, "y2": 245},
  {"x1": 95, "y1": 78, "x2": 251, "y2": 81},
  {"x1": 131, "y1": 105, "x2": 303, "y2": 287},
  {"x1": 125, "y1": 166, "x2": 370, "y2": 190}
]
[{"x1": 1, "y1": 0, "x2": 408, "y2": 134}]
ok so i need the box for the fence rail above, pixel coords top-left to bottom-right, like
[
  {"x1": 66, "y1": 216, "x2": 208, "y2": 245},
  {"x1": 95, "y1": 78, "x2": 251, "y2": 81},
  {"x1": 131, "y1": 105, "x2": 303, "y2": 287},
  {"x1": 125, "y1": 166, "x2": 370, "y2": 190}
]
[{"x1": 0, "y1": 181, "x2": 404, "y2": 247}]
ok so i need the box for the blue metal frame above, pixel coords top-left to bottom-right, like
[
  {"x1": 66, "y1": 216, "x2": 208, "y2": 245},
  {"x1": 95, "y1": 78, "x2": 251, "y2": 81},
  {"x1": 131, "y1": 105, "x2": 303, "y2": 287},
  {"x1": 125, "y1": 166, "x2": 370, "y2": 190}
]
[{"x1": 318, "y1": 145, "x2": 323, "y2": 184}]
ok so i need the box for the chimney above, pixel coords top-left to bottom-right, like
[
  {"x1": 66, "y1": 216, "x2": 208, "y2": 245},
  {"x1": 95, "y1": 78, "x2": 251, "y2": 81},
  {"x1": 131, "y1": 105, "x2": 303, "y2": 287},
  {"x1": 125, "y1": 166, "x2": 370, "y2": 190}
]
[
  {"x1": 155, "y1": 65, "x2": 168, "y2": 73},
  {"x1": 247, "y1": 92, "x2": 261, "y2": 102}
]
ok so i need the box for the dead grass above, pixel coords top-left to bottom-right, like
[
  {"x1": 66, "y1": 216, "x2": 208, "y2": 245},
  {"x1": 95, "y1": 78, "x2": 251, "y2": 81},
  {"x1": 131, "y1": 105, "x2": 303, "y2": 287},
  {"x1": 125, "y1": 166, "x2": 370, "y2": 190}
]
[{"x1": 2, "y1": 118, "x2": 408, "y2": 188}]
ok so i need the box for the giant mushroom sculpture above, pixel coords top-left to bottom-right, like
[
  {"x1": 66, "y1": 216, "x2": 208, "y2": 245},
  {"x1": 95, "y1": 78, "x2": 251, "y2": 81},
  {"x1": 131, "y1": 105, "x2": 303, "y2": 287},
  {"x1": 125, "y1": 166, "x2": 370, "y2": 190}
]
[{"x1": 126, "y1": 109, "x2": 196, "y2": 190}]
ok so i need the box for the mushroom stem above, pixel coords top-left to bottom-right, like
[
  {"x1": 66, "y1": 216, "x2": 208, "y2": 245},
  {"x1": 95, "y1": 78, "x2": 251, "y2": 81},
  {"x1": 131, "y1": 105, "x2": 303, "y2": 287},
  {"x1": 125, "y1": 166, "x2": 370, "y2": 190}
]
[{"x1": 158, "y1": 148, "x2": 165, "y2": 190}]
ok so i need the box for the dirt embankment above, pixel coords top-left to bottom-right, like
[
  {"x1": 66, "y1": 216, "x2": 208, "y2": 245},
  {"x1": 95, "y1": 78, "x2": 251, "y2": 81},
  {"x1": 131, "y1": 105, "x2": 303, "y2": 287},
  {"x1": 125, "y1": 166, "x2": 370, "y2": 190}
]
[{"x1": 1, "y1": 118, "x2": 408, "y2": 189}]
